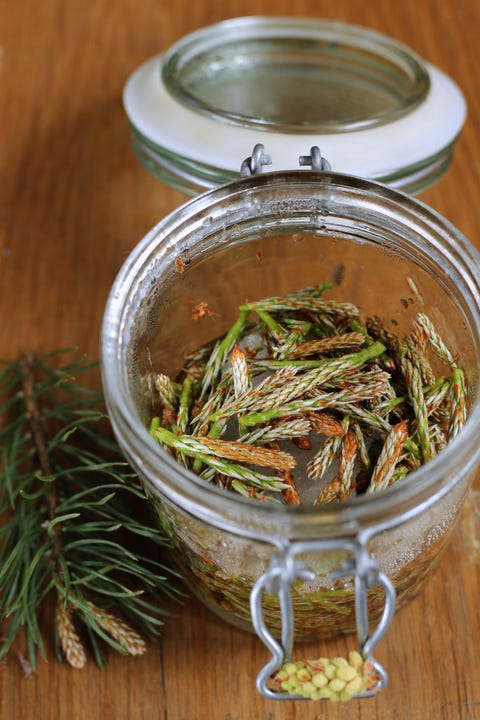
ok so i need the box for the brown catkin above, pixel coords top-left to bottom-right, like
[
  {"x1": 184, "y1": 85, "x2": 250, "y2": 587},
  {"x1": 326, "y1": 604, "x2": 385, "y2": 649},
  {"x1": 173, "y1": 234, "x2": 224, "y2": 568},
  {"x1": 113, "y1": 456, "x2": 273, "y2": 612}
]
[
  {"x1": 314, "y1": 479, "x2": 342, "y2": 505},
  {"x1": 56, "y1": 601, "x2": 87, "y2": 669},
  {"x1": 281, "y1": 469, "x2": 301, "y2": 505},
  {"x1": 338, "y1": 431, "x2": 358, "y2": 500},
  {"x1": 366, "y1": 421, "x2": 409, "y2": 494},
  {"x1": 86, "y1": 603, "x2": 146, "y2": 656}
]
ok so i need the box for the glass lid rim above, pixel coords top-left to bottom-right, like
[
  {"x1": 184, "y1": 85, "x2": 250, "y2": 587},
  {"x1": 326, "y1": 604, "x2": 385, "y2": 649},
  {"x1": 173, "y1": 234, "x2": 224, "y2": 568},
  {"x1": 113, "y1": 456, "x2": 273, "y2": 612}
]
[
  {"x1": 160, "y1": 15, "x2": 431, "y2": 135},
  {"x1": 123, "y1": 55, "x2": 466, "y2": 187}
]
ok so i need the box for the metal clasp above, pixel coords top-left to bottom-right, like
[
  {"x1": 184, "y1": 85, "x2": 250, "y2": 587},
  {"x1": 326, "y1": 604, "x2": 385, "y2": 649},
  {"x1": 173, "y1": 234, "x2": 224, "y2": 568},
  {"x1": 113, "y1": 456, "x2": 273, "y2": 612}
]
[
  {"x1": 250, "y1": 537, "x2": 396, "y2": 701},
  {"x1": 240, "y1": 143, "x2": 272, "y2": 176},
  {"x1": 240, "y1": 144, "x2": 331, "y2": 176},
  {"x1": 299, "y1": 146, "x2": 332, "y2": 171}
]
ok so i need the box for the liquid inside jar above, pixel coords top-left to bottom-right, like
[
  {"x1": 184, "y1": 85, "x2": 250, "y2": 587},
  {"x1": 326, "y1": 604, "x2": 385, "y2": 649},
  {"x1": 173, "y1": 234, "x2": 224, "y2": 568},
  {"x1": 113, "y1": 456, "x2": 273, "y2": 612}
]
[{"x1": 151, "y1": 477, "x2": 464, "y2": 639}]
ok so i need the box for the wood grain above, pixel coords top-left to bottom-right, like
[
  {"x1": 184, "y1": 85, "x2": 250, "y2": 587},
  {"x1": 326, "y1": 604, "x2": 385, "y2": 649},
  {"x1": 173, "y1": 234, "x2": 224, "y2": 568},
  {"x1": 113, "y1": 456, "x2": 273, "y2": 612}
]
[{"x1": 1, "y1": 1, "x2": 479, "y2": 719}]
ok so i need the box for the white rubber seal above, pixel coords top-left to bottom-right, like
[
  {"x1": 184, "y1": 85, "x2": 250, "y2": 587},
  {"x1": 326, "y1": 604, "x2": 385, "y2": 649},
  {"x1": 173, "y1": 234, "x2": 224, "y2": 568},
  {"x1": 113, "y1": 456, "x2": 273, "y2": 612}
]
[{"x1": 123, "y1": 54, "x2": 466, "y2": 180}]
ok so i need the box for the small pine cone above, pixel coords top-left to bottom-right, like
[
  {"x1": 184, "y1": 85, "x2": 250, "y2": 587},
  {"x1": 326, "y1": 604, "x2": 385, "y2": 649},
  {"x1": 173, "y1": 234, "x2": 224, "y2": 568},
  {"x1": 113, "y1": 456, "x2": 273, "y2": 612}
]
[
  {"x1": 57, "y1": 601, "x2": 87, "y2": 669},
  {"x1": 154, "y1": 373, "x2": 177, "y2": 410},
  {"x1": 272, "y1": 651, "x2": 375, "y2": 701},
  {"x1": 291, "y1": 436, "x2": 312, "y2": 451},
  {"x1": 366, "y1": 420, "x2": 408, "y2": 494},
  {"x1": 314, "y1": 479, "x2": 341, "y2": 505},
  {"x1": 281, "y1": 469, "x2": 301, "y2": 506},
  {"x1": 338, "y1": 431, "x2": 357, "y2": 500},
  {"x1": 309, "y1": 412, "x2": 345, "y2": 437},
  {"x1": 231, "y1": 344, "x2": 251, "y2": 398}
]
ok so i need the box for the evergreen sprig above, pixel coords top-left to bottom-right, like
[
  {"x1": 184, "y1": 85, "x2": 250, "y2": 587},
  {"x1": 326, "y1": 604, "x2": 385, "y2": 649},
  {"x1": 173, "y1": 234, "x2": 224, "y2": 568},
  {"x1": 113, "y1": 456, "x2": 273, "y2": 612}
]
[{"x1": 0, "y1": 350, "x2": 182, "y2": 670}]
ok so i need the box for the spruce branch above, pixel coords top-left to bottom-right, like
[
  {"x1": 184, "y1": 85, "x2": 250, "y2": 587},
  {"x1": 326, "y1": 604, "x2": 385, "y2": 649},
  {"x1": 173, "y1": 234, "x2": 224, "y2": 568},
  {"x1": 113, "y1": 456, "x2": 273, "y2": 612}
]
[{"x1": 0, "y1": 351, "x2": 182, "y2": 671}]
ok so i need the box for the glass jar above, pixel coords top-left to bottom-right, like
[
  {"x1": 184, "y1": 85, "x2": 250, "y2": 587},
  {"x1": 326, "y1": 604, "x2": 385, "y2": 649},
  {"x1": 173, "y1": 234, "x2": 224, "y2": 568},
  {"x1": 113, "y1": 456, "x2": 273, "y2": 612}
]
[
  {"x1": 123, "y1": 16, "x2": 466, "y2": 195},
  {"x1": 101, "y1": 165, "x2": 480, "y2": 698}
]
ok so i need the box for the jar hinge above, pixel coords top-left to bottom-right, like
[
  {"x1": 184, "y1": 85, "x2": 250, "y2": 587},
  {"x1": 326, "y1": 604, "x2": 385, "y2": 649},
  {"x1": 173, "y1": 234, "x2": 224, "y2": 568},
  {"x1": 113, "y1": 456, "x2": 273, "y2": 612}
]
[{"x1": 240, "y1": 143, "x2": 331, "y2": 176}]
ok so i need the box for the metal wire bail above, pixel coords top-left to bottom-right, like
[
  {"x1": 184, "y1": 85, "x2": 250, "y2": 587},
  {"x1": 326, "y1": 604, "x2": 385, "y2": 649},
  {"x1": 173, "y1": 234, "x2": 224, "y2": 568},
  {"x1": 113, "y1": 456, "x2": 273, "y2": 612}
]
[{"x1": 250, "y1": 537, "x2": 396, "y2": 701}]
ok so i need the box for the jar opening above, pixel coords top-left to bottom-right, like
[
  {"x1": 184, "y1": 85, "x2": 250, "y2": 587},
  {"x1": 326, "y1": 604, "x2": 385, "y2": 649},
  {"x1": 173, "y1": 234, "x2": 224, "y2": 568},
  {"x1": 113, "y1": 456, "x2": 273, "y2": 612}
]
[
  {"x1": 161, "y1": 17, "x2": 430, "y2": 133},
  {"x1": 102, "y1": 171, "x2": 480, "y2": 536}
]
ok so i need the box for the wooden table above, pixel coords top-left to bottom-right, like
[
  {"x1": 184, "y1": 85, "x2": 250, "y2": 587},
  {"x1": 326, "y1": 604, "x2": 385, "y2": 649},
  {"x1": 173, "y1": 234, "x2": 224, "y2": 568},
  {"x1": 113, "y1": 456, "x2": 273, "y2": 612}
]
[{"x1": 1, "y1": 1, "x2": 479, "y2": 718}]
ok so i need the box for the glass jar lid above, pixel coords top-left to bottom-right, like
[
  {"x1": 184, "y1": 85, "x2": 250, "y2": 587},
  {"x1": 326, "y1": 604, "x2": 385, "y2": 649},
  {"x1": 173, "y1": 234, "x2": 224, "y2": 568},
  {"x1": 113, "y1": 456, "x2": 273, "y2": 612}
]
[
  {"x1": 123, "y1": 16, "x2": 466, "y2": 195},
  {"x1": 162, "y1": 16, "x2": 430, "y2": 134}
]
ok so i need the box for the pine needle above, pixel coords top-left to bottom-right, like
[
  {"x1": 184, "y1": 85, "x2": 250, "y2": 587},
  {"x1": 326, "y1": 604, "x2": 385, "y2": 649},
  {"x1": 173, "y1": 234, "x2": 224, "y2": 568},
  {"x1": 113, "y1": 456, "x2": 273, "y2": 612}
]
[{"x1": 0, "y1": 351, "x2": 183, "y2": 671}]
